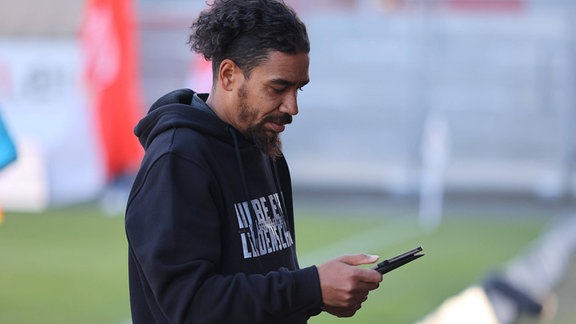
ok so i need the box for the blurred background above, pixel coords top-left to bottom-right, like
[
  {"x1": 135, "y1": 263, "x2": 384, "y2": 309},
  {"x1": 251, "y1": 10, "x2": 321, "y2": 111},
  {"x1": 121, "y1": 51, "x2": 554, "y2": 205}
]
[
  {"x1": 1, "y1": 0, "x2": 575, "y2": 211},
  {"x1": 0, "y1": 0, "x2": 575, "y2": 323}
]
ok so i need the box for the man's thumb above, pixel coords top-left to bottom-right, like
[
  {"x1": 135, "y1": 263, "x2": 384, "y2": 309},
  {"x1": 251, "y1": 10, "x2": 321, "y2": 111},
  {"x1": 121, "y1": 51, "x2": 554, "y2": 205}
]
[{"x1": 339, "y1": 254, "x2": 379, "y2": 266}]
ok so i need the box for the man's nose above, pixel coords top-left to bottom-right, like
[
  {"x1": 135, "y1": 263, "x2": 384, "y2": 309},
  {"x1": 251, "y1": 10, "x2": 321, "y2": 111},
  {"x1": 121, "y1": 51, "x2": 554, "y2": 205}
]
[{"x1": 280, "y1": 92, "x2": 299, "y2": 116}]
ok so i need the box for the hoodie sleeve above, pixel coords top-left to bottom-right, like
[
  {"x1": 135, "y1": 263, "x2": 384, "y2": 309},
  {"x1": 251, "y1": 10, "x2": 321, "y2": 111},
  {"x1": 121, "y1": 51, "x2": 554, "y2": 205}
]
[{"x1": 126, "y1": 152, "x2": 323, "y2": 323}]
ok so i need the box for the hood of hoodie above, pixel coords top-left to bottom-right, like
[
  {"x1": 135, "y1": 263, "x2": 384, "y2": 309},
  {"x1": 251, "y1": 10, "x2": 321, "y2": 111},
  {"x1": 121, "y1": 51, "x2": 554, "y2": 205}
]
[{"x1": 134, "y1": 88, "x2": 247, "y2": 150}]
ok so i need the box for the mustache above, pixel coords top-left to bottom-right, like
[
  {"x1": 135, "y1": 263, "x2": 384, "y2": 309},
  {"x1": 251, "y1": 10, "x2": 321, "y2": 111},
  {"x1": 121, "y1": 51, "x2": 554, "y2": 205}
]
[{"x1": 263, "y1": 113, "x2": 292, "y2": 125}]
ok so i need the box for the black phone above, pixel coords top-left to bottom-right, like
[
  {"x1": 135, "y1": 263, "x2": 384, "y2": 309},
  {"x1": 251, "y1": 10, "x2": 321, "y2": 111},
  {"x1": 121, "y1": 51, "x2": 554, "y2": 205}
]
[{"x1": 372, "y1": 246, "x2": 424, "y2": 274}]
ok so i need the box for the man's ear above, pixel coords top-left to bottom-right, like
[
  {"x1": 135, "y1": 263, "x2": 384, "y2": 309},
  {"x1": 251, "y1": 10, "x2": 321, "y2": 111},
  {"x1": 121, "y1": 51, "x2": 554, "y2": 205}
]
[{"x1": 218, "y1": 59, "x2": 241, "y2": 91}]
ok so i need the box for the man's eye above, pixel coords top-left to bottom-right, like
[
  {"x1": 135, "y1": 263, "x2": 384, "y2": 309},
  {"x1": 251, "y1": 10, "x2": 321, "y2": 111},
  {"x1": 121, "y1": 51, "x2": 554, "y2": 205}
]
[{"x1": 272, "y1": 87, "x2": 286, "y2": 94}]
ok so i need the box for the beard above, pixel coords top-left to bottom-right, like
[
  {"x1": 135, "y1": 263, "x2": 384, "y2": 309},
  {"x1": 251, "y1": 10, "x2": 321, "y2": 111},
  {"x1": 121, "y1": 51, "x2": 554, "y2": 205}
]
[{"x1": 238, "y1": 85, "x2": 292, "y2": 159}]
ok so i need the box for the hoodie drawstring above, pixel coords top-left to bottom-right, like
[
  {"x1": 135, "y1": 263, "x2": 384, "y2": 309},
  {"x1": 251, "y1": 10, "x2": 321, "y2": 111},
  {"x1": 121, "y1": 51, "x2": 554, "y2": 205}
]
[
  {"x1": 269, "y1": 158, "x2": 298, "y2": 269},
  {"x1": 229, "y1": 126, "x2": 266, "y2": 271},
  {"x1": 229, "y1": 127, "x2": 251, "y2": 200}
]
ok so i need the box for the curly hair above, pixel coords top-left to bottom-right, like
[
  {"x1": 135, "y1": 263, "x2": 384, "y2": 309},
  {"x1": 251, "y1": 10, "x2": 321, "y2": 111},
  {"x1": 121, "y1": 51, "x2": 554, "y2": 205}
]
[{"x1": 188, "y1": 0, "x2": 309, "y2": 78}]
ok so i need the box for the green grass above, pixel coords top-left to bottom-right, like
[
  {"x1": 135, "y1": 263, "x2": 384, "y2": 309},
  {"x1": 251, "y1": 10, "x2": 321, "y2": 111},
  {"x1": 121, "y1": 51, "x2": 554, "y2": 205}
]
[
  {"x1": 299, "y1": 216, "x2": 544, "y2": 323},
  {"x1": 293, "y1": 207, "x2": 546, "y2": 324},
  {"x1": 0, "y1": 203, "x2": 546, "y2": 323},
  {"x1": 0, "y1": 206, "x2": 130, "y2": 324}
]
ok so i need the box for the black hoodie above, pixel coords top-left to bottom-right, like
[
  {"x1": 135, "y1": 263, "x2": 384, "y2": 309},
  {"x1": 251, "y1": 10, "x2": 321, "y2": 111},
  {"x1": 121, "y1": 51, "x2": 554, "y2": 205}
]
[{"x1": 125, "y1": 89, "x2": 323, "y2": 323}]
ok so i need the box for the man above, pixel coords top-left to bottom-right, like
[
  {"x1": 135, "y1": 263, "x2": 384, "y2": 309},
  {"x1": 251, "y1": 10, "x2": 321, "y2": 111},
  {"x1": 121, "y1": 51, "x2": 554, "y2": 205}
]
[{"x1": 125, "y1": 0, "x2": 382, "y2": 323}]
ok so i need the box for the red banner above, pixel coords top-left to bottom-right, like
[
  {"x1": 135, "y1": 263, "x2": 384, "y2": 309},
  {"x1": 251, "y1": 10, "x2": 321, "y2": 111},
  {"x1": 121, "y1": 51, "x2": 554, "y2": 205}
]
[
  {"x1": 81, "y1": 0, "x2": 143, "y2": 180},
  {"x1": 447, "y1": 0, "x2": 524, "y2": 12}
]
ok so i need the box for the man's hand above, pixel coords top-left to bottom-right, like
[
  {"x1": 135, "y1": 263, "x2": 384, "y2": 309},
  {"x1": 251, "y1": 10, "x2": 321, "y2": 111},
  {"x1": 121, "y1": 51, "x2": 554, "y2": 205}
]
[{"x1": 317, "y1": 254, "x2": 383, "y2": 317}]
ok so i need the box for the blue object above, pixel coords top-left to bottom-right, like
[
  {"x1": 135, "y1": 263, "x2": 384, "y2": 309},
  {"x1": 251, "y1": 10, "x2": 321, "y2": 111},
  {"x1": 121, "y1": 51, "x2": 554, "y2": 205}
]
[{"x1": 0, "y1": 112, "x2": 17, "y2": 170}]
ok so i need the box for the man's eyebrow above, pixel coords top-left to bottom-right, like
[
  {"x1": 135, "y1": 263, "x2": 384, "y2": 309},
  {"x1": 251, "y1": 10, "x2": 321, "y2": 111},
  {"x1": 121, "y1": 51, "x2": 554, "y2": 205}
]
[{"x1": 270, "y1": 78, "x2": 310, "y2": 88}]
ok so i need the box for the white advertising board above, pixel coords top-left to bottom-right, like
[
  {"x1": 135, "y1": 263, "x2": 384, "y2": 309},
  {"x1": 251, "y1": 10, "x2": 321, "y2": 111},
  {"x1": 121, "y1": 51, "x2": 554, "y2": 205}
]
[{"x1": 0, "y1": 38, "x2": 106, "y2": 211}]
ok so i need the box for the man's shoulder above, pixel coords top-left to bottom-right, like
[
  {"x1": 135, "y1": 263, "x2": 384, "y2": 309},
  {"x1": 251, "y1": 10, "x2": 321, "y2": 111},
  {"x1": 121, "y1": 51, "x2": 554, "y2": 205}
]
[{"x1": 149, "y1": 126, "x2": 213, "y2": 154}]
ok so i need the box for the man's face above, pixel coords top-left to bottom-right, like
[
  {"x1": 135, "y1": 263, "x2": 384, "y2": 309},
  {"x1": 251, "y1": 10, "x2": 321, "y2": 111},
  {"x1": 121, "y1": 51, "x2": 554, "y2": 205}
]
[{"x1": 234, "y1": 51, "x2": 310, "y2": 158}]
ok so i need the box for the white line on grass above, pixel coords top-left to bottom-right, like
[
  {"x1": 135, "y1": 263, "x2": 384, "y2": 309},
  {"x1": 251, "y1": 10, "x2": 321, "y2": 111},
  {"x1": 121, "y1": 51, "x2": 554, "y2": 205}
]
[{"x1": 298, "y1": 221, "x2": 422, "y2": 267}]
